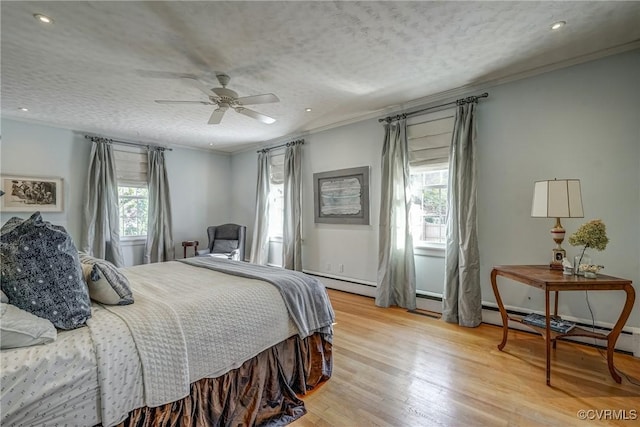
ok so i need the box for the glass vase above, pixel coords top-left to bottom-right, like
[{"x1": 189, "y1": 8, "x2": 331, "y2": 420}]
[{"x1": 574, "y1": 252, "x2": 592, "y2": 276}]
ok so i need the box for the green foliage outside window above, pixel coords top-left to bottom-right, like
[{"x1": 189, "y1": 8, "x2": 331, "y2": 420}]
[
  {"x1": 409, "y1": 168, "x2": 448, "y2": 244},
  {"x1": 422, "y1": 187, "x2": 447, "y2": 220},
  {"x1": 118, "y1": 186, "x2": 148, "y2": 237}
]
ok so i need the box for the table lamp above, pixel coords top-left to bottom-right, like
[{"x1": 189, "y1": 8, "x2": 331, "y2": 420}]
[{"x1": 531, "y1": 179, "x2": 583, "y2": 270}]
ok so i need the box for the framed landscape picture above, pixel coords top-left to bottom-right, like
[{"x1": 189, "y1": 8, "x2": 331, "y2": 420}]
[
  {"x1": 0, "y1": 175, "x2": 63, "y2": 212},
  {"x1": 313, "y1": 166, "x2": 369, "y2": 225}
]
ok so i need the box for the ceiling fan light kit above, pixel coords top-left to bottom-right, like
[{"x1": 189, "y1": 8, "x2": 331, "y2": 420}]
[{"x1": 154, "y1": 73, "x2": 279, "y2": 125}]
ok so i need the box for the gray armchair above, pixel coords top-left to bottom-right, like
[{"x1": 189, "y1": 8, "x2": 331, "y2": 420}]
[{"x1": 197, "y1": 224, "x2": 246, "y2": 261}]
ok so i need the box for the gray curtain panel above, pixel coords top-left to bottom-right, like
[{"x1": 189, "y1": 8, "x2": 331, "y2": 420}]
[
  {"x1": 443, "y1": 102, "x2": 482, "y2": 327},
  {"x1": 144, "y1": 149, "x2": 175, "y2": 263},
  {"x1": 250, "y1": 151, "x2": 270, "y2": 265},
  {"x1": 81, "y1": 140, "x2": 125, "y2": 267},
  {"x1": 376, "y1": 119, "x2": 416, "y2": 310},
  {"x1": 283, "y1": 143, "x2": 302, "y2": 271}
]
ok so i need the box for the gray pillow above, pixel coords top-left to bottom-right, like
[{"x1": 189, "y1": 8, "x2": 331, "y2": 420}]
[
  {"x1": 212, "y1": 239, "x2": 238, "y2": 254},
  {"x1": 0, "y1": 212, "x2": 91, "y2": 329},
  {"x1": 78, "y1": 253, "x2": 133, "y2": 305},
  {"x1": 1, "y1": 302, "x2": 57, "y2": 349}
]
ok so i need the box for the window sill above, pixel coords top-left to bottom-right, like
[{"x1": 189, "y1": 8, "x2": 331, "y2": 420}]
[
  {"x1": 413, "y1": 244, "x2": 445, "y2": 258},
  {"x1": 121, "y1": 237, "x2": 146, "y2": 246}
]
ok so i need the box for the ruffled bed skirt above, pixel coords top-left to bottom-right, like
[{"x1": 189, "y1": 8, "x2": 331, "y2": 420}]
[{"x1": 113, "y1": 333, "x2": 332, "y2": 427}]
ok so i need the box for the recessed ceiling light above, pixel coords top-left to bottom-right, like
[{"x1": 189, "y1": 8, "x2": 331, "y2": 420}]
[
  {"x1": 551, "y1": 21, "x2": 566, "y2": 30},
  {"x1": 18, "y1": 107, "x2": 29, "y2": 112},
  {"x1": 33, "y1": 13, "x2": 54, "y2": 24},
  {"x1": 305, "y1": 108, "x2": 312, "y2": 112},
  {"x1": 209, "y1": 143, "x2": 214, "y2": 146}
]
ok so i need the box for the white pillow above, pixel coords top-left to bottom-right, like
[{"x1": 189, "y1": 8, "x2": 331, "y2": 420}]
[{"x1": 1, "y1": 303, "x2": 57, "y2": 349}]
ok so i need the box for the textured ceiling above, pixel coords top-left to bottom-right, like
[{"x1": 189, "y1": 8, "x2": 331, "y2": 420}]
[{"x1": 2, "y1": 1, "x2": 640, "y2": 153}]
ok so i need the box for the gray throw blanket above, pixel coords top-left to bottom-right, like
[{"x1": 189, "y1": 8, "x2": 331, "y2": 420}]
[{"x1": 179, "y1": 257, "x2": 335, "y2": 341}]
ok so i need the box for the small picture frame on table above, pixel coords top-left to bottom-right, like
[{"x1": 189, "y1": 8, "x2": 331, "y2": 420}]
[{"x1": 550, "y1": 248, "x2": 566, "y2": 270}]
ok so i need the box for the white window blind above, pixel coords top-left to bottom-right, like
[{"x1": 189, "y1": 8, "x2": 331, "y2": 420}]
[
  {"x1": 269, "y1": 152, "x2": 284, "y2": 184},
  {"x1": 407, "y1": 111, "x2": 455, "y2": 171},
  {"x1": 268, "y1": 152, "x2": 285, "y2": 239},
  {"x1": 114, "y1": 147, "x2": 147, "y2": 186}
]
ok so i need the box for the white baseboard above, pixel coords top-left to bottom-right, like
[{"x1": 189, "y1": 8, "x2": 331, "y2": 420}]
[
  {"x1": 309, "y1": 275, "x2": 639, "y2": 357},
  {"x1": 303, "y1": 270, "x2": 377, "y2": 297}
]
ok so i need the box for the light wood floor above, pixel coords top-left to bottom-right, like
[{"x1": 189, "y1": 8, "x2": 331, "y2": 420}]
[{"x1": 292, "y1": 290, "x2": 640, "y2": 427}]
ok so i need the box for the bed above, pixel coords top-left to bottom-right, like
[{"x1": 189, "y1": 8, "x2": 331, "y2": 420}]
[{"x1": 1, "y1": 257, "x2": 334, "y2": 426}]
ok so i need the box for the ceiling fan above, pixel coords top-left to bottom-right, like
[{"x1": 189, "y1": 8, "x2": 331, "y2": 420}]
[{"x1": 154, "y1": 73, "x2": 279, "y2": 125}]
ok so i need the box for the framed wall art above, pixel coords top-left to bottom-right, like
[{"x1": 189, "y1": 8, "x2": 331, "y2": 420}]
[
  {"x1": 313, "y1": 166, "x2": 369, "y2": 225},
  {"x1": 0, "y1": 175, "x2": 64, "y2": 212}
]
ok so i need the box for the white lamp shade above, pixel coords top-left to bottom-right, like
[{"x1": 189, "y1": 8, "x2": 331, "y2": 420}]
[{"x1": 531, "y1": 179, "x2": 584, "y2": 218}]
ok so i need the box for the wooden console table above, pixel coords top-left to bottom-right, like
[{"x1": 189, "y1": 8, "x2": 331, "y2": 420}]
[{"x1": 490, "y1": 265, "x2": 635, "y2": 385}]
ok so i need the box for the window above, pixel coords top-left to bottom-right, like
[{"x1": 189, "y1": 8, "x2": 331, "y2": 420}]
[
  {"x1": 407, "y1": 110, "x2": 455, "y2": 247},
  {"x1": 114, "y1": 148, "x2": 148, "y2": 238},
  {"x1": 409, "y1": 167, "x2": 448, "y2": 245},
  {"x1": 268, "y1": 183, "x2": 284, "y2": 238},
  {"x1": 118, "y1": 186, "x2": 148, "y2": 238},
  {"x1": 268, "y1": 153, "x2": 285, "y2": 239}
]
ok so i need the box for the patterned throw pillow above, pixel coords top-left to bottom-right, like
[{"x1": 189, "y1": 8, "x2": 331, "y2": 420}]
[
  {"x1": 78, "y1": 253, "x2": 134, "y2": 305},
  {"x1": 0, "y1": 212, "x2": 91, "y2": 330}
]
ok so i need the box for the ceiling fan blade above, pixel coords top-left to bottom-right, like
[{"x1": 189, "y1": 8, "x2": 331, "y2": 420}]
[
  {"x1": 208, "y1": 107, "x2": 227, "y2": 125},
  {"x1": 180, "y1": 77, "x2": 215, "y2": 97},
  {"x1": 136, "y1": 70, "x2": 199, "y2": 80},
  {"x1": 236, "y1": 93, "x2": 280, "y2": 106},
  {"x1": 234, "y1": 107, "x2": 276, "y2": 124},
  {"x1": 155, "y1": 100, "x2": 213, "y2": 105}
]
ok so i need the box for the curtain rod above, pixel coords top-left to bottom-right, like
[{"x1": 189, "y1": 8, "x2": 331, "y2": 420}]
[
  {"x1": 257, "y1": 139, "x2": 304, "y2": 153},
  {"x1": 84, "y1": 135, "x2": 173, "y2": 151},
  {"x1": 378, "y1": 92, "x2": 489, "y2": 123}
]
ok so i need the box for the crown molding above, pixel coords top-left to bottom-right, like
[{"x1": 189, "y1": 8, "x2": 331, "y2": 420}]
[
  {"x1": 232, "y1": 40, "x2": 640, "y2": 154},
  {"x1": 233, "y1": 131, "x2": 311, "y2": 156},
  {"x1": 2, "y1": 115, "x2": 234, "y2": 155},
  {"x1": 400, "y1": 39, "x2": 640, "y2": 113}
]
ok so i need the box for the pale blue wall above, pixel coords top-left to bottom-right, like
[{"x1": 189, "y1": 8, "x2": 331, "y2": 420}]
[
  {"x1": 231, "y1": 50, "x2": 640, "y2": 328},
  {"x1": 477, "y1": 50, "x2": 640, "y2": 328},
  {"x1": 0, "y1": 120, "x2": 90, "y2": 241},
  {"x1": 0, "y1": 118, "x2": 233, "y2": 266}
]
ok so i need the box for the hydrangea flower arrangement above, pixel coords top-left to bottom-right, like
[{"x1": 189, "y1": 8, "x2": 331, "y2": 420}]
[
  {"x1": 569, "y1": 219, "x2": 609, "y2": 273},
  {"x1": 569, "y1": 219, "x2": 609, "y2": 250}
]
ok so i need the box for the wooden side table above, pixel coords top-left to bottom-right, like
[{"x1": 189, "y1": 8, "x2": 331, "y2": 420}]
[
  {"x1": 181, "y1": 240, "x2": 199, "y2": 258},
  {"x1": 490, "y1": 265, "x2": 635, "y2": 385}
]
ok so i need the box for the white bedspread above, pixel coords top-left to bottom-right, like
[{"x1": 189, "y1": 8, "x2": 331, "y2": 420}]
[
  {"x1": 1, "y1": 324, "x2": 98, "y2": 427},
  {"x1": 89, "y1": 305, "x2": 144, "y2": 426},
  {"x1": 1, "y1": 304, "x2": 144, "y2": 427},
  {"x1": 2, "y1": 261, "x2": 321, "y2": 427},
  {"x1": 104, "y1": 261, "x2": 299, "y2": 409}
]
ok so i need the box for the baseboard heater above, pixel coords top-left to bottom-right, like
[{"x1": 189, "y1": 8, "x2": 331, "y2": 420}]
[
  {"x1": 304, "y1": 271, "x2": 377, "y2": 287},
  {"x1": 309, "y1": 275, "x2": 633, "y2": 354},
  {"x1": 418, "y1": 292, "x2": 633, "y2": 354},
  {"x1": 418, "y1": 292, "x2": 631, "y2": 336}
]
